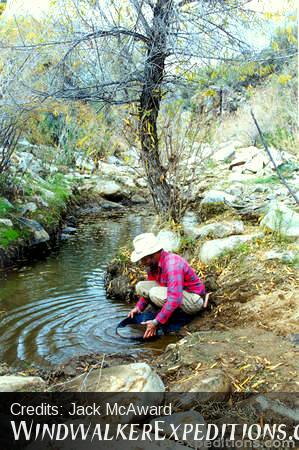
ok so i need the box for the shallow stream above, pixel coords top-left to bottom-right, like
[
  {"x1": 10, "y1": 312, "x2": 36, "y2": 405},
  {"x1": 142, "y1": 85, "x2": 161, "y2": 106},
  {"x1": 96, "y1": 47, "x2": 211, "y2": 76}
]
[{"x1": 0, "y1": 210, "x2": 170, "y2": 369}]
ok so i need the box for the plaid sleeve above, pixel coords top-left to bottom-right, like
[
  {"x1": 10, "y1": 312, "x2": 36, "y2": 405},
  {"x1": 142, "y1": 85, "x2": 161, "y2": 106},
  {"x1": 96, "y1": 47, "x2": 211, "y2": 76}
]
[{"x1": 155, "y1": 258, "x2": 183, "y2": 325}]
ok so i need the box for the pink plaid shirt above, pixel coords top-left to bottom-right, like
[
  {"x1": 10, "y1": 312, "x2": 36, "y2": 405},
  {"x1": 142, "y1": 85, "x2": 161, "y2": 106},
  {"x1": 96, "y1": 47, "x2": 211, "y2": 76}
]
[{"x1": 136, "y1": 250, "x2": 205, "y2": 325}]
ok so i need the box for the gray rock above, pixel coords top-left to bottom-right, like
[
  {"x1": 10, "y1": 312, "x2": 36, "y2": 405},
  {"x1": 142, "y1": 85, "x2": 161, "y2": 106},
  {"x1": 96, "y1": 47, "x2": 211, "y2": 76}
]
[
  {"x1": 199, "y1": 233, "x2": 261, "y2": 263},
  {"x1": 212, "y1": 145, "x2": 236, "y2": 162},
  {"x1": 157, "y1": 230, "x2": 181, "y2": 252},
  {"x1": 38, "y1": 186, "x2": 55, "y2": 200},
  {"x1": 182, "y1": 211, "x2": 200, "y2": 236},
  {"x1": 187, "y1": 220, "x2": 244, "y2": 240},
  {"x1": 94, "y1": 180, "x2": 122, "y2": 197},
  {"x1": 131, "y1": 194, "x2": 147, "y2": 204},
  {"x1": 65, "y1": 363, "x2": 165, "y2": 392},
  {"x1": 116, "y1": 175, "x2": 136, "y2": 188},
  {"x1": 0, "y1": 219, "x2": 13, "y2": 227},
  {"x1": 100, "y1": 200, "x2": 124, "y2": 210},
  {"x1": 20, "y1": 202, "x2": 38, "y2": 214},
  {"x1": 60, "y1": 233, "x2": 71, "y2": 240},
  {"x1": 107, "y1": 155, "x2": 123, "y2": 165},
  {"x1": 18, "y1": 218, "x2": 50, "y2": 244},
  {"x1": 62, "y1": 226, "x2": 77, "y2": 234},
  {"x1": 243, "y1": 393, "x2": 299, "y2": 425},
  {"x1": 136, "y1": 178, "x2": 148, "y2": 188},
  {"x1": 243, "y1": 154, "x2": 268, "y2": 173},
  {"x1": 201, "y1": 190, "x2": 236, "y2": 205},
  {"x1": 260, "y1": 201, "x2": 299, "y2": 237},
  {"x1": 169, "y1": 369, "x2": 231, "y2": 406},
  {"x1": 0, "y1": 375, "x2": 45, "y2": 392},
  {"x1": 263, "y1": 250, "x2": 298, "y2": 263}
]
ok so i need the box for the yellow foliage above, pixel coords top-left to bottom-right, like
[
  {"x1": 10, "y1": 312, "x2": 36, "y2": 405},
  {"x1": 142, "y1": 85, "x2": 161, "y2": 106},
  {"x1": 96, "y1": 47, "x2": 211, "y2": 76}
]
[
  {"x1": 277, "y1": 74, "x2": 292, "y2": 85},
  {"x1": 203, "y1": 89, "x2": 217, "y2": 97},
  {"x1": 271, "y1": 42, "x2": 280, "y2": 52}
]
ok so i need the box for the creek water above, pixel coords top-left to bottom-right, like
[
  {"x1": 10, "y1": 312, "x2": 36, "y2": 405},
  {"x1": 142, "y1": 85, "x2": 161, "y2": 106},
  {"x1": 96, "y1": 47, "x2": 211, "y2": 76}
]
[{"x1": 0, "y1": 210, "x2": 171, "y2": 369}]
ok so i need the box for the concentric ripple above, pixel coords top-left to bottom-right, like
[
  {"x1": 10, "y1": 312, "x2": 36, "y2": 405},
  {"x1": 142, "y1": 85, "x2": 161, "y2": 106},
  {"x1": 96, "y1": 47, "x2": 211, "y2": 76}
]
[{"x1": 0, "y1": 212, "x2": 151, "y2": 368}]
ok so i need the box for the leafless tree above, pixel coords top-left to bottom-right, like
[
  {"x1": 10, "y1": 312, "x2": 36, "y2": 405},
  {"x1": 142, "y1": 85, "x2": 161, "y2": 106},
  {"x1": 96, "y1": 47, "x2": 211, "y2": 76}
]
[
  {"x1": 1, "y1": 0, "x2": 261, "y2": 218},
  {"x1": 0, "y1": 113, "x2": 21, "y2": 174}
]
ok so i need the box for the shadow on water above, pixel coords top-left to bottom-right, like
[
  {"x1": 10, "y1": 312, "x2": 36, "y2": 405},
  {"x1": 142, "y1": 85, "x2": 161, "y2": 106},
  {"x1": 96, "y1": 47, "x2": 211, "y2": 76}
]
[{"x1": 0, "y1": 210, "x2": 176, "y2": 369}]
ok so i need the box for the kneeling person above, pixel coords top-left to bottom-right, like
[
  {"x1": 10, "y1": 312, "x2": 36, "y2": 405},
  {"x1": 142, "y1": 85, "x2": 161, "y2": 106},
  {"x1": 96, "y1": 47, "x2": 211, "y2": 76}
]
[{"x1": 128, "y1": 233, "x2": 206, "y2": 339}]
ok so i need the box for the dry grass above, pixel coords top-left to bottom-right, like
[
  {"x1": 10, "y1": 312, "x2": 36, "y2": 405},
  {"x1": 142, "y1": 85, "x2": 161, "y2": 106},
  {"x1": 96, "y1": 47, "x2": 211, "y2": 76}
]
[{"x1": 212, "y1": 60, "x2": 298, "y2": 153}]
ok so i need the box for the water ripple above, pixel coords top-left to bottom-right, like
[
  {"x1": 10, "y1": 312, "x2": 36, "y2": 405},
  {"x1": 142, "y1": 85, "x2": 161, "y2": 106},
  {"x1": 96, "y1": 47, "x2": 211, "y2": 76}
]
[{"x1": 0, "y1": 213, "x2": 150, "y2": 368}]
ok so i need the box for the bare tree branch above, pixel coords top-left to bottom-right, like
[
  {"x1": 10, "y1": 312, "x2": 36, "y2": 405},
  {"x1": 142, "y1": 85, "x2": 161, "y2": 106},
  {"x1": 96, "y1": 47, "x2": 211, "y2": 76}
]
[{"x1": 251, "y1": 110, "x2": 299, "y2": 207}]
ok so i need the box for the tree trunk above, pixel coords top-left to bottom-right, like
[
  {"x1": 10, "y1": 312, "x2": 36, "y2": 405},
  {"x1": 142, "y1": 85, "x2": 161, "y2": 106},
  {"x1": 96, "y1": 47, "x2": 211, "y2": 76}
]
[{"x1": 139, "y1": 0, "x2": 176, "y2": 219}]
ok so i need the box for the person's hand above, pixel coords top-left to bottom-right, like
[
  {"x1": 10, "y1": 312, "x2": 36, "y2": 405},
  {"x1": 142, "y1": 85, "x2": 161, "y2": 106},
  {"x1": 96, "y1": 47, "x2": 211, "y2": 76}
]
[
  {"x1": 128, "y1": 306, "x2": 140, "y2": 318},
  {"x1": 141, "y1": 321, "x2": 157, "y2": 339}
]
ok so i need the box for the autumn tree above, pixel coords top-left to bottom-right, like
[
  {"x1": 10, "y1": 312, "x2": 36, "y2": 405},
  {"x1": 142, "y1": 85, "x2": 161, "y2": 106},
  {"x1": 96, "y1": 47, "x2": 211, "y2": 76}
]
[{"x1": 0, "y1": 0, "x2": 270, "y2": 218}]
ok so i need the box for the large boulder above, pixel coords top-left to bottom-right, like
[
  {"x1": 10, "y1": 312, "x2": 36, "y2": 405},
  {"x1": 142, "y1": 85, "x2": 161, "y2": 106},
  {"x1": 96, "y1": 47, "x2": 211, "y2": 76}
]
[
  {"x1": 199, "y1": 233, "x2": 261, "y2": 263},
  {"x1": 18, "y1": 218, "x2": 50, "y2": 244},
  {"x1": 186, "y1": 220, "x2": 244, "y2": 240},
  {"x1": 182, "y1": 211, "x2": 200, "y2": 237},
  {"x1": 260, "y1": 202, "x2": 299, "y2": 237},
  {"x1": 65, "y1": 363, "x2": 165, "y2": 392},
  {"x1": 168, "y1": 369, "x2": 231, "y2": 406},
  {"x1": 201, "y1": 190, "x2": 236, "y2": 205},
  {"x1": 94, "y1": 180, "x2": 122, "y2": 197},
  {"x1": 157, "y1": 230, "x2": 181, "y2": 252},
  {"x1": 212, "y1": 143, "x2": 236, "y2": 162},
  {"x1": 229, "y1": 146, "x2": 260, "y2": 170},
  {"x1": 0, "y1": 375, "x2": 45, "y2": 392}
]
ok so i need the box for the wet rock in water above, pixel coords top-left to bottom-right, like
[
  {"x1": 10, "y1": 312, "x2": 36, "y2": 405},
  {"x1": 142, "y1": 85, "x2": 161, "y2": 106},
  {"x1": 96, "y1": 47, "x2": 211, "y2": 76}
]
[
  {"x1": 60, "y1": 233, "x2": 71, "y2": 240},
  {"x1": 150, "y1": 411, "x2": 206, "y2": 448},
  {"x1": 157, "y1": 230, "x2": 181, "y2": 252},
  {"x1": 260, "y1": 201, "x2": 299, "y2": 237},
  {"x1": 187, "y1": 220, "x2": 244, "y2": 240},
  {"x1": 131, "y1": 194, "x2": 147, "y2": 204},
  {"x1": 62, "y1": 226, "x2": 77, "y2": 234},
  {"x1": 100, "y1": 199, "x2": 125, "y2": 210},
  {"x1": 106, "y1": 274, "x2": 133, "y2": 301},
  {"x1": 0, "y1": 375, "x2": 46, "y2": 392},
  {"x1": 18, "y1": 217, "x2": 50, "y2": 244},
  {"x1": 64, "y1": 363, "x2": 165, "y2": 392},
  {"x1": 168, "y1": 369, "x2": 231, "y2": 406},
  {"x1": 199, "y1": 233, "x2": 261, "y2": 263}
]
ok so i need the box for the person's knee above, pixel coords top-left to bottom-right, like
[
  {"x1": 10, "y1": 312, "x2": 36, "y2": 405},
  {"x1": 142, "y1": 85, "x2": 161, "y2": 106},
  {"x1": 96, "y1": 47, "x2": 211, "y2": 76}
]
[
  {"x1": 135, "y1": 281, "x2": 146, "y2": 296},
  {"x1": 149, "y1": 286, "x2": 167, "y2": 302},
  {"x1": 136, "y1": 281, "x2": 157, "y2": 297}
]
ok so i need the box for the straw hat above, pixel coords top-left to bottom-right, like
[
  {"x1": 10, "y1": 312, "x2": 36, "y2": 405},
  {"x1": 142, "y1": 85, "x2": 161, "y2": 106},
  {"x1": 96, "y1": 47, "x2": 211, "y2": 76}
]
[{"x1": 131, "y1": 233, "x2": 163, "y2": 263}]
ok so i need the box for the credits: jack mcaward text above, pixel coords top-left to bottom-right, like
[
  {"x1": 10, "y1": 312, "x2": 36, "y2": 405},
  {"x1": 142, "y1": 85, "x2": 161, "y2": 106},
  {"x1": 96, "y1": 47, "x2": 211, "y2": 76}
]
[{"x1": 67, "y1": 402, "x2": 173, "y2": 417}]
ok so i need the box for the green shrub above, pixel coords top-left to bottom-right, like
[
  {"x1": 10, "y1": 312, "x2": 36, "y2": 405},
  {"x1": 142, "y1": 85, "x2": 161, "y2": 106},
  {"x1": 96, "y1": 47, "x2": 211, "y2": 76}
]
[
  {"x1": 0, "y1": 197, "x2": 13, "y2": 217},
  {"x1": 0, "y1": 227, "x2": 20, "y2": 248}
]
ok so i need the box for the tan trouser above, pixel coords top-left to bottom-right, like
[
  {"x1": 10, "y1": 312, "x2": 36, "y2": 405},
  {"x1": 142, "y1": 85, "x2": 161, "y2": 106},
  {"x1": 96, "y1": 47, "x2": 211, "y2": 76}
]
[{"x1": 136, "y1": 281, "x2": 203, "y2": 315}]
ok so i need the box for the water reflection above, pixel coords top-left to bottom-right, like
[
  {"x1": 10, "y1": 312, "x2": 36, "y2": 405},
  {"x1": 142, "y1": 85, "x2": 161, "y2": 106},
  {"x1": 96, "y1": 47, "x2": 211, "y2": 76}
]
[{"x1": 0, "y1": 211, "x2": 159, "y2": 368}]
